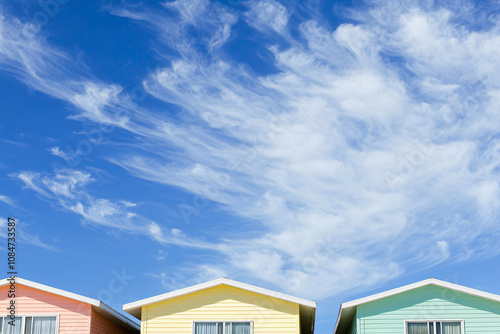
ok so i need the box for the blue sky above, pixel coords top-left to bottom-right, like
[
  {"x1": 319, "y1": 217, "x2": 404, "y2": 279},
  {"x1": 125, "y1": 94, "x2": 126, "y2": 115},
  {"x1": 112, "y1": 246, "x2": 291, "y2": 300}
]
[{"x1": 2, "y1": 0, "x2": 500, "y2": 332}]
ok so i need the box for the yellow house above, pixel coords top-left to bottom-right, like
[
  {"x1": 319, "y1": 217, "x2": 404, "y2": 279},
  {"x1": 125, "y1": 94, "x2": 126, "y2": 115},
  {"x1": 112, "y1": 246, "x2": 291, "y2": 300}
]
[{"x1": 123, "y1": 278, "x2": 316, "y2": 334}]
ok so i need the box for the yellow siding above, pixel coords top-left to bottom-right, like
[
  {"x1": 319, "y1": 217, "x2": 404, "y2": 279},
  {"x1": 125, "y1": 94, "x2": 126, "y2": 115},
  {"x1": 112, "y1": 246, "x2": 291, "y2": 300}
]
[{"x1": 142, "y1": 285, "x2": 300, "y2": 334}]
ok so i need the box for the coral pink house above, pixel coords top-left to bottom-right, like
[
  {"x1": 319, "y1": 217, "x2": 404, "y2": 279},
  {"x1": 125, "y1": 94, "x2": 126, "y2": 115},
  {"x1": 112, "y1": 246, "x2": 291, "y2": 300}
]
[{"x1": 0, "y1": 277, "x2": 140, "y2": 334}]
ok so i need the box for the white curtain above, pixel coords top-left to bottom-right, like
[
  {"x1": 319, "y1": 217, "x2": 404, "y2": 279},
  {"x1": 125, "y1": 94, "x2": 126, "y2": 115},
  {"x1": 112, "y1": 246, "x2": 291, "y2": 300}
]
[
  {"x1": 2, "y1": 317, "x2": 21, "y2": 334},
  {"x1": 442, "y1": 322, "x2": 461, "y2": 334},
  {"x1": 231, "y1": 323, "x2": 250, "y2": 334},
  {"x1": 408, "y1": 323, "x2": 428, "y2": 334},
  {"x1": 195, "y1": 322, "x2": 218, "y2": 334},
  {"x1": 196, "y1": 322, "x2": 250, "y2": 334},
  {"x1": 195, "y1": 322, "x2": 250, "y2": 334},
  {"x1": 31, "y1": 317, "x2": 56, "y2": 334}
]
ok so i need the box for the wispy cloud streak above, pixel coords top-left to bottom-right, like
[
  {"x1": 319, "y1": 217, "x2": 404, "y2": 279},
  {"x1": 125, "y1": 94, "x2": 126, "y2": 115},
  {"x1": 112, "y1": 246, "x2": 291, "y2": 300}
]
[
  {"x1": 0, "y1": 217, "x2": 59, "y2": 252},
  {"x1": 2, "y1": 1, "x2": 500, "y2": 299},
  {"x1": 106, "y1": 0, "x2": 500, "y2": 297},
  {"x1": 14, "y1": 169, "x2": 214, "y2": 249},
  {"x1": 0, "y1": 194, "x2": 15, "y2": 207}
]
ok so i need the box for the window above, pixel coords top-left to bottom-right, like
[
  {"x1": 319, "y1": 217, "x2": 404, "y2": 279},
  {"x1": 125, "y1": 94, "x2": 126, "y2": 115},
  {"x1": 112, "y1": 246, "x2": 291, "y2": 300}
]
[
  {"x1": 194, "y1": 322, "x2": 252, "y2": 334},
  {"x1": 406, "y1": 321, "x2": 462, "y2": 334},
  {"x1": 0, "y1": 316, "x2": 57, "y2": 334}
]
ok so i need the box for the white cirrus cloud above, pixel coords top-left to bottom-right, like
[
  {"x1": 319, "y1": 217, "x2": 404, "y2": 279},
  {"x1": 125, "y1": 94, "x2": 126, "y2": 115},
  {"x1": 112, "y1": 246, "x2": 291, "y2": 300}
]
[
  {"x1": 14, "y1": 169, "x2": 214, "y2": 250},
  {"x1": 48, "y1": 147, "x2": 69, "y2": 160},
  {"x1": 0, "y1": 217, "x2": 59, "y2": 252},
  {"x1": 104, "y1": 1, "x2": 500, "y2": 298},
  {"x1": 245, "y1": 0, "x2": 290, "y2": 35},
  {"x1": 0, "y1": 194, "x2": 15, "y2": 207},
  {"x1": 2, "y1": 1, "x2": 500, "y2": 300}
]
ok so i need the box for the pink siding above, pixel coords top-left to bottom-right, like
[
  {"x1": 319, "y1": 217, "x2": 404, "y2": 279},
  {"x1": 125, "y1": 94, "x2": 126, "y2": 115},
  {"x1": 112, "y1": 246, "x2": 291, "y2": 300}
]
[
  {"x1": 0, "y1": 284, "x2": 92, "y2": 333},
  {"x1": 90, "y1": 308, "x2": 134, "y2": 334}
]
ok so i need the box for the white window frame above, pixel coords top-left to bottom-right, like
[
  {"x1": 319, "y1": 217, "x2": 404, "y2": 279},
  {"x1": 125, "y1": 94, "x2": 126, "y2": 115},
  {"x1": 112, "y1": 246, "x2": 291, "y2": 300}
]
[
  {"x1": 404, "y1": 320, "x2": 465, "y2": 334},
  {"x1": 0, "y1": 314, "x2": 59, "y2": 334},
  {"x1": 192, "y1": 320, "x2": 254, "y2": 334}
]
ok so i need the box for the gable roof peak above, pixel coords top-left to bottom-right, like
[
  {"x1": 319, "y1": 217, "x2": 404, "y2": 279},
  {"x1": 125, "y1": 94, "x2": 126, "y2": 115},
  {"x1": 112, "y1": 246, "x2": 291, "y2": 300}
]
[
  {"x1": 123, "y1": 277, "x2": 316, "y2": 320},
  {"x1": 333, "y1": 278, "x2": 500, "y2": 334},
  {"x1": 0, "y1": 277, "x2": 140, "y2": 331}
]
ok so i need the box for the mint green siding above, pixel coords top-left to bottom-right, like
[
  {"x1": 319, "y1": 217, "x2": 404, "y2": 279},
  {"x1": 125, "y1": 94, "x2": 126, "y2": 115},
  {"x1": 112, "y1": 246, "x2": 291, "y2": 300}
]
[{"x1": 349, "y1": 285, "x2": 500, "y2": 334}]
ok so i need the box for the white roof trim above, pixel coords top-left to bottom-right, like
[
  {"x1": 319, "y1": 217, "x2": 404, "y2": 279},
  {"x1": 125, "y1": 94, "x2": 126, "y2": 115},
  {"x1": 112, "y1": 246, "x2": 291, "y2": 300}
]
[
  {"x1": 341, "y1": 278, "x2": 500, "y2": 309},
  {"x1": 332, "y1": 306, "x2": 344, "y2": 334},
  {"x1": 0, "y1": 277, "x2": 140, "y2": 331},
  {"x1": 98, "y1": 302, "x2": 141, "y2": 330},
  {"x1": 0, "y1": 278, "x2": 100, "y2": 306},
  {"x1": 123, "y1": 277, "x2": 316, "y2": 313},
  {"x1": 333, "y1": 278, "x2": 500, "y2": 334}
]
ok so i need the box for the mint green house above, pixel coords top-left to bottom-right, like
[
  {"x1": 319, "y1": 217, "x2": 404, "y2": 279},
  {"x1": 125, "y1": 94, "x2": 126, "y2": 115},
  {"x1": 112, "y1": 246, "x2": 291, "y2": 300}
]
[{"x1": 333, "y1": 278, "x2": 500, "y2": 334}]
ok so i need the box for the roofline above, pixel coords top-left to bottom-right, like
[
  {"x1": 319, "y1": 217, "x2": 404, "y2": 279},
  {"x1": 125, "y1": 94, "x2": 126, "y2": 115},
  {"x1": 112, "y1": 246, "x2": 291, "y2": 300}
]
[
  {"x1": 340, "y1": 278, "x2": 500, "y2": 309},
  {"x1": 0, "y1": 277, "x2": 140, "y2": 331},
  {"x1": 98, "y1": 302, "x2": 141, "y2": 331},
  {"x1": 332, "y1": 304, "x2": 343, "y2": 334},
  {"x1": 310, "y1": 305, "x2": 317, "y2": 334},
  {"x1": 124, "y1": 277, "x2": 316, "y2": 313},
  {"x1": 0, "y1": 278, "x2": 100, "y2": 306},
  {"x1": 333, "y1": 278, "x2": 500, "y2": 334}
]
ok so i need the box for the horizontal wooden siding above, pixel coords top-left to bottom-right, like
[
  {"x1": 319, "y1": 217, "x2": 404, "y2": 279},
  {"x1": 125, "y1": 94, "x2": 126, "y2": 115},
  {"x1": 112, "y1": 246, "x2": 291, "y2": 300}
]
[
  {"x1": 356, "y1": 285, "x2": 500, "y2": 334},
  {"x1": 142, "y1": 285, "x2": 300, "y2": 334}
]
